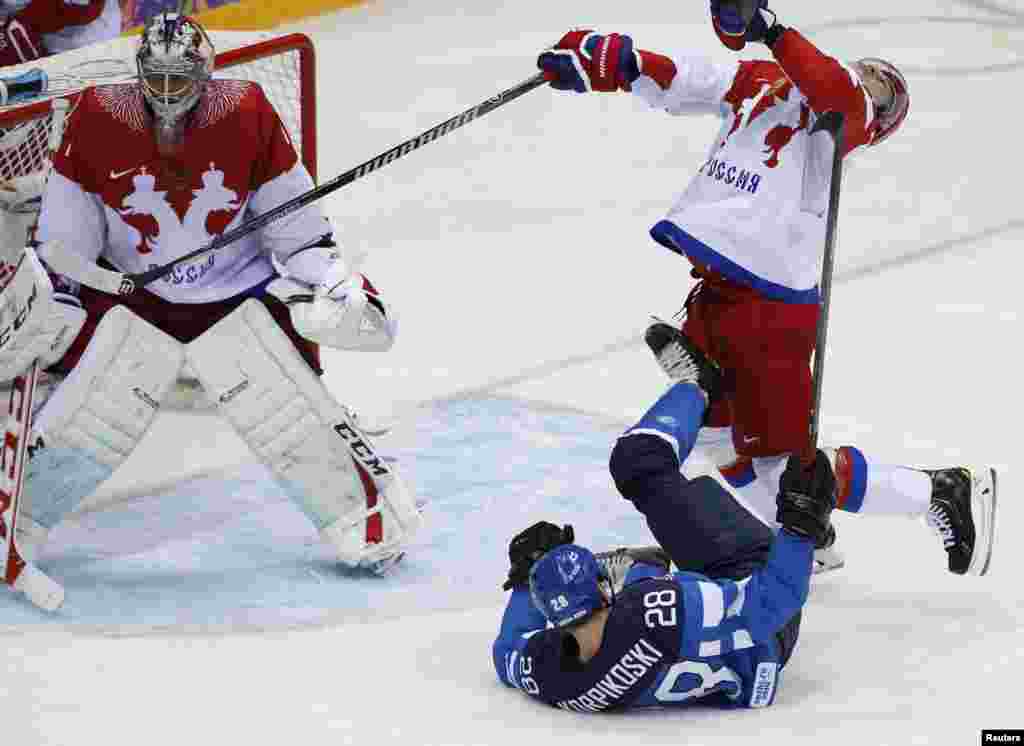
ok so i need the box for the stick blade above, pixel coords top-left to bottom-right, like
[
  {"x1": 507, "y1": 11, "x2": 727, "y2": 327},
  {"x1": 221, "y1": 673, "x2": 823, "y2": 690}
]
[{"x1": 13, "y1": 562, "x2": 65, "y2": 612}]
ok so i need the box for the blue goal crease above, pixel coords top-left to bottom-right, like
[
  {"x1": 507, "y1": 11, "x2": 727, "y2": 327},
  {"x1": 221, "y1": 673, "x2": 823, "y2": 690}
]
[{"x1": 0, "y1": 396, "x2": 659, "y2": 632}]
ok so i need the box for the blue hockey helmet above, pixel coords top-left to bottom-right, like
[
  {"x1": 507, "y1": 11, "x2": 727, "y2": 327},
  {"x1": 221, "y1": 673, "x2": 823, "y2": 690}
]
[{"x1": 528, "y1": 544, "x2": 610, "y2": 627}]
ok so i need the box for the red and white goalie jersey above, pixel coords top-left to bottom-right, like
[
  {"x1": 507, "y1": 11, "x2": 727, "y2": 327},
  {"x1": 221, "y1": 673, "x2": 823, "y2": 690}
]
[
  {"x1": 37, "y1": 80, "x2": 330, "y2": 303},
  {"x1": 633, "y1": 30, "x2": 874, "y2": 302}
]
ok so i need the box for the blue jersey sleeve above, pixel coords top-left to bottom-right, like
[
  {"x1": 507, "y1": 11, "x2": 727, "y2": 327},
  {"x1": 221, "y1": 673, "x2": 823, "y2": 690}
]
[
  {"x1": 671, "y1": 530, "x2": 813, "y2": 659},
  {"x1": 493, "y1": 588, "x2": 548, "y2": 688}
]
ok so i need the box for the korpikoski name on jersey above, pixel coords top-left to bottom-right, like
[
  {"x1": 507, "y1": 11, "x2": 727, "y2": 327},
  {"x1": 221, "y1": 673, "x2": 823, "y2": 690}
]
[
  {"x1": 496, "y1": 569, "x2": 794, "y2": 711},
  {"x1": 37, "y1": 80, "x2": 330, "y2": 304}
]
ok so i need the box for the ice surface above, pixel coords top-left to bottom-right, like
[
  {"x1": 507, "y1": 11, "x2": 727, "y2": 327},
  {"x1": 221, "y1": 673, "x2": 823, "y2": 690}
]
[{"x1": 1, "y1": 0, "x2": 1021, "y2": 743}]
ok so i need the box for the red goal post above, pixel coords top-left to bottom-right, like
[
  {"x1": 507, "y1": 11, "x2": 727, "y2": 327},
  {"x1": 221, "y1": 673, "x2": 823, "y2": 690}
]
[{"x1": 0, "y1": 31, "x2": 317, "y2": 188}]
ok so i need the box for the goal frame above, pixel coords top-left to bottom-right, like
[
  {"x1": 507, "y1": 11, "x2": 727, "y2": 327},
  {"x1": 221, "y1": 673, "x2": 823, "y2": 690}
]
[{"x1": 0, "y1": 32, "x2": 318, "y2": 182}]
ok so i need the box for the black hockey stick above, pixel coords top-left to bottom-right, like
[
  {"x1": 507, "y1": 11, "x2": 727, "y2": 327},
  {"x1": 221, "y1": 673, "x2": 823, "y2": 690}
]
[
  {"x1": 807, "y1": 111, "x2": 845, "y2": 453},
  {"x1": 78, "y1": 72, "x2": 546, "y2": 296}
]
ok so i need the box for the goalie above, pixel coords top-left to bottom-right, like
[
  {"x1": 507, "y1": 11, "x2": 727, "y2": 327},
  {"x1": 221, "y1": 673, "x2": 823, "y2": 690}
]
[{"x1": 0, "y1": 12, "x2": 422, "y2": 594}]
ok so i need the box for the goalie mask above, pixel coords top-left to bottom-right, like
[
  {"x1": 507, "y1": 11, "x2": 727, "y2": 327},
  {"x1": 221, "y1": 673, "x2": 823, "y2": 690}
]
[
  {"x1": 136, "y1": 12, "x2": 214, "y2": 144},
  {"x1": 529, "y1": 544, "x2": 611, "y2": 627},
  {"x1": 852, "y1": 58, "x2": 909, "y2": 146}
]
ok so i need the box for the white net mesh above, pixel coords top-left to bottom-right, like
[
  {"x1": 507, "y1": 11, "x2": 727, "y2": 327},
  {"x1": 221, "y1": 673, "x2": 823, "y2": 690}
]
[{"x1": 0, "y1": 30, "x2": 316, "y2": 188}]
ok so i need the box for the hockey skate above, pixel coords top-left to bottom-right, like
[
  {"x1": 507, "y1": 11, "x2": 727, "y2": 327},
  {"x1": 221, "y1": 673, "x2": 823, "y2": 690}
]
[
  {"x1": 812, "y1": 524, "x2": 845, "y2": 575},
  {"x1": 924, "y1": 466, "x2": 997, "y2": 576},
  {"x1": 595, "y1": 546, "x2": 672, "y2": 594},
  {"x1": 644, "y1": 319, "x2": 723, "y2": 403}
]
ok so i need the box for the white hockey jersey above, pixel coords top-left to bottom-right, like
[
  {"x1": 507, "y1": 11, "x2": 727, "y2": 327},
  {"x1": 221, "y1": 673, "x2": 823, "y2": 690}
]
[
  {"x1": 631, "y1": 30, "x2": 874, "y2": 302},
  {"x1": 38, "y1": 80, "x2": 331, "y2": 303}
]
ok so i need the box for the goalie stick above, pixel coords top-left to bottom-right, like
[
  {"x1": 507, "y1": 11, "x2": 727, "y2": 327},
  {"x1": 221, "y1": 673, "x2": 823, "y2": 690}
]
[
  {"x1": 807, "y1": 111, "x2": 845, "y2": 454},
  {"x1": 1, "y1": 363, "x2": 64, "y2": 611},
  {"x1": 39, "y1": 72, "x2": 549, "y2": 296},
  {"x1": 1, "y1": 98, "x2": 71, "y2": 612}
]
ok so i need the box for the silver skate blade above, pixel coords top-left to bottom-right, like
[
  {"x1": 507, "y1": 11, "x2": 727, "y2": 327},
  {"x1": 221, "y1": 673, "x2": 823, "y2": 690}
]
[
  {"x1": 367, "y1": 551, "x2": 405, "y2": 576},
  {"x1": 968, "y1": 468, "x2": 997, "y2": 577},
  {"x1": 813, "y1": 545, "x2": 845, "y2": 575}
]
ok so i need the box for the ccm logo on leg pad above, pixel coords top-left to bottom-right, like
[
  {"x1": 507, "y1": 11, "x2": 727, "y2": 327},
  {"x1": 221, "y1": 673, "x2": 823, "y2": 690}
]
[{"x1": 333, "y1": 421, "x2": 391, "y2": 478}]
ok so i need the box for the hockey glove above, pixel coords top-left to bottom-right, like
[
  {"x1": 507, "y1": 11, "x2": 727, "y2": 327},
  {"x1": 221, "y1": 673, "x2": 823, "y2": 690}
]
[
  {"x1": 502, "y1": 521, "x2": 575, "y2": 590},
  {"x1": 710, "y1": 0, "x2": 785, "y2": 50},
  {"x1": 268, "y1": 237, "x2": 397, "y2": 352},
  {"x1": 537, "y1": 30, "x2": 640, "y2": 93},
  {"x1": 776, "y1": 450, "x2": 836, "y2": 546}
]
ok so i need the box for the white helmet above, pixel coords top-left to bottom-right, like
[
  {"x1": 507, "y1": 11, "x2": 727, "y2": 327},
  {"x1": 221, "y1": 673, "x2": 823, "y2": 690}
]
[
  {"x1": 136, "y1": 12, "x2": 214, "y2": 128},
  {"x1": 852, "y1": 58, "x2": 910, "y2": 146}
]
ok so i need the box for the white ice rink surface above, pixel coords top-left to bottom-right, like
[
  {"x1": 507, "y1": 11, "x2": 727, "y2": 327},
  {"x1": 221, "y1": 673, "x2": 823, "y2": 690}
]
[{"x1": 2, "y1": 0, "x2": 1022, "y2": 744}]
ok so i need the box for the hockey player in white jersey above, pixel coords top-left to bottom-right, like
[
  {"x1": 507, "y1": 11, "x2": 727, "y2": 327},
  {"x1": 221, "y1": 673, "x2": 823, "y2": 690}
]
[
  {"x1": 535, "y1": 2, "x2": 995, "y2": 576},
  {"x1": 0, "y1": 13, "x2": 422, "y2": 608}
]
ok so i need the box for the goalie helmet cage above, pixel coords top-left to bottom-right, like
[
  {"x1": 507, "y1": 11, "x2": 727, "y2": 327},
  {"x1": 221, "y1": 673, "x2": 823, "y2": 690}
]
[{"x1": 0, "y1": 31, "x2": 317, "y2": 187}]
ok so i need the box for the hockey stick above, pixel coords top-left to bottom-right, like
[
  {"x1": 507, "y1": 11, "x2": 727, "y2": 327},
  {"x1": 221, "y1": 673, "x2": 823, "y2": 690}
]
[
  {"x1": 0, "y1": 98, "x2": 71, "y2": 612},
  {"x1": 1, "y1": 360, "x2": 64, "y2": 611},
  {"x1": 807, "y1": 111, "x2": 845, "y2": 453},
  {"x1": 39, "y1": 72, "x2": 549, "y2": 296}
]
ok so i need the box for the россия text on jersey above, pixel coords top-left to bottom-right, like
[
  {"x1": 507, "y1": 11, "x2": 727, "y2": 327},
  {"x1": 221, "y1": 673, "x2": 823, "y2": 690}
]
[{"x1": 698, "y1": 158, "x2": 762, "y2": 194}]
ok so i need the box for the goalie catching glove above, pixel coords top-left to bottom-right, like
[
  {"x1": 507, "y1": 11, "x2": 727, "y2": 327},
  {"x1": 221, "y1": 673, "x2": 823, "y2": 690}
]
[{"x1": 268, "y1": 236, "x2": 397, "y2": 351}]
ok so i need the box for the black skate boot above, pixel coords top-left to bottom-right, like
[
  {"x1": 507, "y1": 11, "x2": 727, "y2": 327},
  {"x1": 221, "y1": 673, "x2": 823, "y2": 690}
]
[
  {"x1": 595, "y1": 546, "x2": 672, "y2": 594},
  {"x1": 924, "y1": 467, "x2": 997, "y2": 576},
  {"x1": 644, "y1": 319, "x2": 723, "y2": 404}
]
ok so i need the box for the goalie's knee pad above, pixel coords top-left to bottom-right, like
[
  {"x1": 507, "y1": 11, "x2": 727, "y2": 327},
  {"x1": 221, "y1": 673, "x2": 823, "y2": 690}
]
[
  {"x1": 21, "y1": 305, "x2": 183, "y2": 533},
  {"x1": 185, "y1": 299, "x2": 422, "y2": 570}
]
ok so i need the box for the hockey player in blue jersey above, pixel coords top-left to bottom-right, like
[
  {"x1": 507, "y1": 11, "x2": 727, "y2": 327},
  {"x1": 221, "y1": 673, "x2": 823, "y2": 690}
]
[
  {"x1": 492, "y1": 335, "x2": 832, "y2": 711},
  {"x1": 493, "y1": 325, "x2": 995, "y2": 711}
]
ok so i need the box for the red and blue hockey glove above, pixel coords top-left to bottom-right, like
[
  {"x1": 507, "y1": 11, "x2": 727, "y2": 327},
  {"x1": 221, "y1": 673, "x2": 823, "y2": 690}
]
[
  {"x1": 711, "y1": 0, "x2": 784, "y2": 50},
  {"x1": 537, "y1": 30, "x2": 640, "y2": 93}
]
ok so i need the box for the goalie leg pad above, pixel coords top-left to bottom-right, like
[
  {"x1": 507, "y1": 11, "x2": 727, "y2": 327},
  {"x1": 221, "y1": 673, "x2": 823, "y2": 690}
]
[
  {"x1": 21, "y1": 305, "x2": 184, "y2": 532},
  {"x1": 185, "y1": 299, "x2": 422, "y2": 569}
]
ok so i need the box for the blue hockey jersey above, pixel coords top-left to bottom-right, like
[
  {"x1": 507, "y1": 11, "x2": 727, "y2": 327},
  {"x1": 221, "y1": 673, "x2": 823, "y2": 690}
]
[{"x1": 493, "y1": 530, "x2": 813, "y2": 711}]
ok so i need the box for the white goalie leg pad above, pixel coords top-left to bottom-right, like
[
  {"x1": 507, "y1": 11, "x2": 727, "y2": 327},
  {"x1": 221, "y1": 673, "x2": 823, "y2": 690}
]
[
  {"x1": 21, "y1": 305, "x2": 184, "y2": 534},
  {"x1": 185, "y1": 299, "x2": 422, "y2": 569}
]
